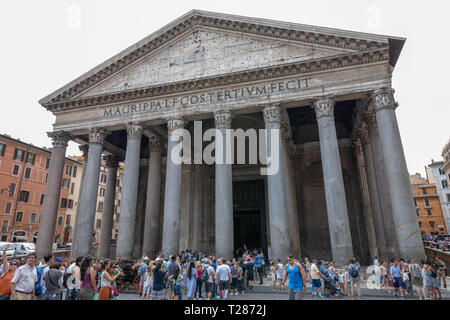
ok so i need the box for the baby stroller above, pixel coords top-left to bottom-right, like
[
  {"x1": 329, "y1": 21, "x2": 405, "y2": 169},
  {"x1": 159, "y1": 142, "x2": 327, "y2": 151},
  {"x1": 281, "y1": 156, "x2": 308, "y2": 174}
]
[{"x1": 324, "y1": 276, "x2": 342, "y2": 298}]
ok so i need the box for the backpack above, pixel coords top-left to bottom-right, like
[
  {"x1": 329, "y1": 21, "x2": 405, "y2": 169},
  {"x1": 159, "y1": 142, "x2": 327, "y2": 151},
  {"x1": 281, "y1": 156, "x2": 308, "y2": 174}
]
[
  {"x1": 35, "y1": 266, "x2": 45, "y2": 296},
  {"x1": 200, "y1": 267, "x2": 209, "y2": 282},
  {"x1": 350, "y1": 265, "x2": 359, "y2": 278}
]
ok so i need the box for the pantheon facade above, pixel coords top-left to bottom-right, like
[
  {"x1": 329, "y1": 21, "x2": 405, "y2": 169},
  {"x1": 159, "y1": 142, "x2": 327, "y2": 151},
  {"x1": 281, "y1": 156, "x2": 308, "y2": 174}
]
[{"x1": 35, "y1": 10, "x2": 425, "y2": 265}]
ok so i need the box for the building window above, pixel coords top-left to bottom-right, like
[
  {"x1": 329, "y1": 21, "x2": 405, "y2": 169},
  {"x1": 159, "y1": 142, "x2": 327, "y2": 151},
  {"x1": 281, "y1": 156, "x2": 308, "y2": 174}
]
[
  {"x1": 30, "y1": 212, "x2": 37, "y2": 224},
  {"x1": 100, "y1": 174, "x2": 107, "y2": 184},
  {"x1": 419, "y1": 221, "x2": 422, "y2": 228},
  {"x1": 439, "y1": 168, "x2": 444, "y2": 175},
  {"x1": 58, "y1": 216, "x2": 63, "y2": 226},
  {"x1": 15, "y1": 211, "x2": 23, "y2": 223},
  {"x1": 414, "y1": 199, "x2": 417, "y2": 207},
  {"x1": 12, "y1": 164, "x2": 20, "y2": 176},
  {"x1": 443, "y1": 180, "x2": 449, "y2": 189},
  {"x1": 416, "y1": 209, "x2": 419, "y2": 216},
  {"x1": 13, "y1": 148, "x2": 25, "y2": 162},
  {"x1": 62, "y1": 178, "x2": 70, "y2": 189},
  {"x1": 424, "y1": 198, "x2": 430, "y2": 207},
  {"x1": 24, "y1": 167, "x2": 32, "y2": 179},
  {"x1": 429, "y1": 221, "x2": 435, "y2": 228},
  {"x1": 40, "y1": 194, "x2": 45, "y2": 205},
  {"x1": 19, "y1": 190, "x2": 29, "y2": 202},
  {"x1": 4, "y1": 202, "x2": 12, "y2": 214},
  {"x1": 8, "y1": 183, "x2": 16, "y2": 197},
  {"x1": 25, "y1": 152, "x2": 35, "y2": 165},
  {"x1": 1, "y1": 220, "x2": 8, "y2": 233},
  {"x1": 45, "y1": 172, "x2": 48, "y2": 183},
  {"x1": 45, "y1": 158, "x2": 50, "y2": 169},
  {"x1": 447, "y1": 194, "x2": 450, "y2": 203},
  {"x1": 96, "y1": 219, "x2": 101, "y2": 229},
  {"x1": 38, "y1": 214, "x2": 41, "y2": 223},
  {"x1": 70, "y1": 182, "x2": 75, "y2": 195},
  {"x1": 66, "y1": 215, "x2": 71, "y2": 225},
  {"x1": 427, "y1": 208, "x2": 432, "y2": 216},
  {"x1": 97, "y1": 202, "x2": 103, "y2": 213},
  {"x1": 65, "y1": 164, "x2": 72, "y2": 176},
  {"x1": 0, "y1": 143, "x2": 5, "y2": 157},
  {"x1": 422, "y1": 188, "x2": 427, "y2": 195},
  {"x1": 68, "y1": 199, "x2": 74, "y2": 209},
  {"x1": 60, "y1": 198, "x2": 68, "y2": 209},
  {"x1": 99, "y1": 188, "x2": 105, "y2": 197},
  {"x1": 72, "y1": 165, "x2": 77, "y2": 178}
]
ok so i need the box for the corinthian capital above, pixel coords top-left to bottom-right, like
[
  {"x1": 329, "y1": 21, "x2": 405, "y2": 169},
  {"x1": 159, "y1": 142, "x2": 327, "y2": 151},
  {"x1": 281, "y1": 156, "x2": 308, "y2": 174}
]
[
  {"x1": 372, "y1": 87, "x2": 396, "y2": 112},
  {"x1": 149, "y1": 136, "x2": 163, "y2": 152},
  {"x1": 126, "y1": 123, "x2": 143, "y2": 140},
  {"x1": 47, "y1": 131, "x2": 72, "y2": 148},
  {"x1": 214, "y1": 110, "x2": 233, "y2": 129},
  {"x1": 313, "y1": 97, "x2": 335, "y2": 120},
  {"x1": 103, "y1": 154, "x2": 120, "y2": 168},
  {"x1": 167, "y1": 118, "x2": 184, "y2": 134},
  {"x1": 89, "y1": 128, "x2": 110, "y2": 145},
  {"x1": 263, "y1": 104, "x2": 282, "y2": 123}
]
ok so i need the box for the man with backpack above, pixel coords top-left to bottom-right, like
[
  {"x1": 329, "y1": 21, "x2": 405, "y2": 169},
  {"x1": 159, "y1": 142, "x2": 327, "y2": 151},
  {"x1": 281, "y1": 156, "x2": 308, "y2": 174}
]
[
  {"x1": 348, "y1": 258, "x2": 362, "y2": 299},
  {"x1": 35, "y1": 254, "x2": 53, "y2": 300}
]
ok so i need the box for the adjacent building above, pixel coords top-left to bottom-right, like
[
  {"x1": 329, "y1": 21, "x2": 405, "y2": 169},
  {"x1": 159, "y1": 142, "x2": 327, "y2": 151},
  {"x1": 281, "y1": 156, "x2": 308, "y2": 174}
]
[
  {"x1": 0, "y1": 134, "x2": 82, "y2": 243},
  {"x1": 410, "y1": 173, "x2": 447, "y2": 235},
  {"x1": 427, "y1": 160, "x2": 450, "y2": 233}
]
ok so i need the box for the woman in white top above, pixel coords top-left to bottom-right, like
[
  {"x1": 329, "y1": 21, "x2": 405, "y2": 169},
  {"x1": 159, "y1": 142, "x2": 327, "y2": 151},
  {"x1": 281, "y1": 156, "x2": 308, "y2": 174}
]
[
  {"x1": 276, "y1": 259, "x2": 284, "y2": 290},
  {"x1": 98, "y1": 260, "x2": 123, "y2": 300},
  {"x1": 270, "y1": 260, "x2": 276, "y2": 289},
  {"x1": 378, "y1": 261, "x2": 391, "y2": 294}
]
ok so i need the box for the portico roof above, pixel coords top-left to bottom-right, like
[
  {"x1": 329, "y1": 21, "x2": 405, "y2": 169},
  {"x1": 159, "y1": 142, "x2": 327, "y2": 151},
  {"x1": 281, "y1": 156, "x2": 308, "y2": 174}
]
[{"x1": 39, "y1": 9, "x2": 405, "y2": 112}]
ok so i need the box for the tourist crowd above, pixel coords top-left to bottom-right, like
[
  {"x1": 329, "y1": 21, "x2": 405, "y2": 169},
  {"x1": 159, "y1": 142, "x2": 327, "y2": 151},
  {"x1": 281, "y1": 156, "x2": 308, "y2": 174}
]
[
  {"x1": 423, "y1": 233, "x2": 450, "y2": 251},
  {"x1": 0, "y1": 243, "x2": 447, "y2": 300}
]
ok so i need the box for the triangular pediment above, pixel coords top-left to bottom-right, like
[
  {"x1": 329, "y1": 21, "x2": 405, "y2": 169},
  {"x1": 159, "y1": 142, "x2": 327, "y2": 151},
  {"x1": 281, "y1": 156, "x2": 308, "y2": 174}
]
[
  {"x1": 78, "y1": 28, "x2": 354, "y2": 99},
  {"x1": 40, "y1": 10, "x2": 403, "y2": 109}
]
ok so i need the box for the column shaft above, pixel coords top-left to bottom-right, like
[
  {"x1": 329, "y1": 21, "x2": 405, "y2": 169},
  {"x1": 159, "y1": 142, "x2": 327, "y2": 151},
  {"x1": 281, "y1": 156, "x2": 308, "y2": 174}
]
[
  {"x1": 36, "y1": 131, "x2": 71, "y2": 260},
  {"x1": 372, "y1": 88, "x2": 425, "y2": 261},
  {"x1": 263, "y1": 105, "x2": 290, "y2": 261},
  {"x1": 143, "y1": 136, "x2": 162, "y2": 259},
  {"x1": 73, "y1": 129, "x2": 109, "y2": 258},
  {"x1": 161, "y1": 118, "x2": 184, "y2": 256},
  {"x1": 98, "y1": 156, "x2": 118, "y2": 259},
  {"x1": 313, "y1": 98, "x2": 354, "y2": 265},
  {"x1": 116, "y1": 123, "x2": 143, "y2": 260},
  {"x1": 214, "y1": 110, "x2": 234, "y2": 259}
]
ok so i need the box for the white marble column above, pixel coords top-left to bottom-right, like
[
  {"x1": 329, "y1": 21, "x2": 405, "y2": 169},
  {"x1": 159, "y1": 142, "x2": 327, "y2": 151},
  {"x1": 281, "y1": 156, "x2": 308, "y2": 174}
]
[
  {"x1": 98, "y1": 155, "x2": 119, "y2": 259},
  {"x1": 143, "y1": 136, "x2": 162, "y2": 259},
  {"x1": 263, "y1": 105, "x2": 290, "y2": 262},
  {"x1": 116, "y1": 123, "x2": 143, "y2": 260},
  {"x1": 214, "y1": 110, "x2": 234, "y2": 260},
  {"x1": 372, "y1": 88, "x2": 425, "y2": 261},
  {"x1": 73, "y1": 128, "x2": 109, "y2": 258},
  {"x1": 313, "y1": 97, "x2": 354, "y2": 266},
  {"x1": 36, "y1": 131, "x2": 71, "y2": 260},
  {"x1": 161, "y1": 118, "x2": 184, "y2": 256}
]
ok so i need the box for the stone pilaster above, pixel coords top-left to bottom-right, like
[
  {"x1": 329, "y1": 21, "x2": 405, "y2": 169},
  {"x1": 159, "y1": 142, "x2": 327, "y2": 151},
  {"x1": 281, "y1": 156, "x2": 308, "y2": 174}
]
[
  {"x1": 372, "y1": 88, "x2": 425, "y2": 261},
  {"x1": 313, "y1": 97, "x2": 354, "y2": 265},
  {"x1": 116, "y1": 123, "x2": 143, "y2": 260},
  {"x1": 36, "y1": 131, "x2": 71, "y2": 260}
]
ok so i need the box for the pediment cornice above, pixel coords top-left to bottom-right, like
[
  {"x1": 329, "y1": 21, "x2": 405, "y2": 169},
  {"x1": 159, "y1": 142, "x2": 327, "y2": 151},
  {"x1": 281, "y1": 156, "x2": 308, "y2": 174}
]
[{"x1": 40, "y1": 10, "x2": 399, "y2": 110}]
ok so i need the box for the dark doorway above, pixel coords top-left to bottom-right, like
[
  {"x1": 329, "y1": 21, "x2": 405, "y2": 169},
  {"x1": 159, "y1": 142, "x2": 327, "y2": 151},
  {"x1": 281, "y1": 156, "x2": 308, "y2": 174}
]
[{"x1": 232, "y1": 180, "x2": 267, "y2": 257}]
